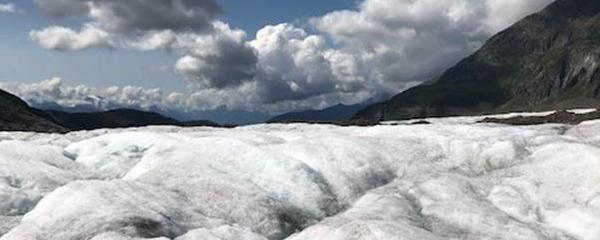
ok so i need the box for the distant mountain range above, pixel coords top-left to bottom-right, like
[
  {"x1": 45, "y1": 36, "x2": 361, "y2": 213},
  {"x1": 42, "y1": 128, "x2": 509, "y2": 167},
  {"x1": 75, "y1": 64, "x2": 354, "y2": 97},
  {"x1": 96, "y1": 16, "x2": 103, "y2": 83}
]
[
  {"x1": 268, "y1": 104, "x2": 365, "y2": 123},
  {"x1": 46, "y1": 109, "x2": 220, "y2": 131},
  {"x1": 269, "y1": 93, "x2": 390, "y2": 123},
  {"x1": 354, "y1": 0, "x2": 600, "y2": 121},
  {"x1": 159, "y1": 108, "x2": 270, "y2": 126},
  {"x1": 36, "y1": 104, "x2": 270, "y2": 126},
  {"x1": 0, "y1": 90, "x2": 220, "y2": 133}
]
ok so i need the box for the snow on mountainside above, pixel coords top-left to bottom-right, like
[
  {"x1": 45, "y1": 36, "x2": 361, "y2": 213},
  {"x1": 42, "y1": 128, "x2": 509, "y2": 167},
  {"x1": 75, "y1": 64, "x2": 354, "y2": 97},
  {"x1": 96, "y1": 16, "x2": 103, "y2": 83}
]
[{"x1": 1, "y1": 112, "x2": 600, "y2": 240}]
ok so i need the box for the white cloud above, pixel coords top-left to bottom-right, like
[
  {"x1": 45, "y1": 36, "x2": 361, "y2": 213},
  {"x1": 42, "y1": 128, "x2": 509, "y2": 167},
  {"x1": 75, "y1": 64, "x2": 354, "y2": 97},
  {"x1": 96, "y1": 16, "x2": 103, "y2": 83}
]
[
  {"x1": 127, "y1": 30, "x2": 177, "y2": 51},
  {"x1": 29, "y1": 25, "x2": 111, "y2": 51},
  {"x1": 250, "y1": 24, "x2": 338, "y2": 102},
  {"x1": 169, "y1": 23, "x2": 381, "y2": 108},
  {"x1": 0, "y1": 3, "x2": 16, "y2": 13}
]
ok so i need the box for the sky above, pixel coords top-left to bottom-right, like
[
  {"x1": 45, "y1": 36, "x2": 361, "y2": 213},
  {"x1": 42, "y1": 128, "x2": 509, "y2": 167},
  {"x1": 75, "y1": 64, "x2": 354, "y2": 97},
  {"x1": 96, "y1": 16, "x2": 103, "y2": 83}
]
[{"x1": 0, "y1": 0, "x2": 555, "y2": 123}]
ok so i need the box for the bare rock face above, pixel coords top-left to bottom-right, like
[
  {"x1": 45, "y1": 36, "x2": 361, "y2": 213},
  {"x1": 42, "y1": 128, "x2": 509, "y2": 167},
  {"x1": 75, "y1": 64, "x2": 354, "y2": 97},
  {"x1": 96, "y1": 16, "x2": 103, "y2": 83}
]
[{"x1": 354, "y1": 0, "x2": 600, "y2": 121}]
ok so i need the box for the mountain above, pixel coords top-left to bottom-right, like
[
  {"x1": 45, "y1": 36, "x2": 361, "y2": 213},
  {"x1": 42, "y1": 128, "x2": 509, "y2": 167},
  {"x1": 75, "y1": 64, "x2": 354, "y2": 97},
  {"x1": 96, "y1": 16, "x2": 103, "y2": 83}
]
[
  {"x1": 159, "y1": 108, "x2": 271, "y2": 125},
  {"x1": 45, "y1": 109, "x2": 220, "y2": 131},
  {"x1": 32, "y1": 103, "x2": 257, "y2": 126},
  {"x1": 354, "y1": 0, "x2": 600, "y2": 121},
  {"x1": 0, "y1": 89, "x2": 67, "y2": 132},
  {"x1": 268, "y1": 104, "x2": 365, "y2": 123}
]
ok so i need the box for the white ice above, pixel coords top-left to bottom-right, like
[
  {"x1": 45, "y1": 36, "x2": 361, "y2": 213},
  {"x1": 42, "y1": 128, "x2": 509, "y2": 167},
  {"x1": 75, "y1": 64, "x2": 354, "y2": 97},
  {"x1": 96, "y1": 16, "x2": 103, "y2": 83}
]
[{"x1": 0, "y1": 112, "x2": 599, "y2": 240}]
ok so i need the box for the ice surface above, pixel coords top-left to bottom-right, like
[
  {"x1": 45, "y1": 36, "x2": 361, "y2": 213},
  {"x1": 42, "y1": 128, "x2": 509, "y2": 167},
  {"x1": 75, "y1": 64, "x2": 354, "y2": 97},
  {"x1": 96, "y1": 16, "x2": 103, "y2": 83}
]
[
  {"x1": 2, "y1": 180, "x2": 219, "y2": 240},
  {"x1": 0, "y1": 141, "x2": 93, "y2": 217},
  {"x1": 1, "y1": 112, "x2": 600, "y2": 240},
  {"x1": 174, "y1": 225, "x2": 268, "y2": 240},
  {"x1": 64, "y1": 132, "x2": 182, "y2": 179}
]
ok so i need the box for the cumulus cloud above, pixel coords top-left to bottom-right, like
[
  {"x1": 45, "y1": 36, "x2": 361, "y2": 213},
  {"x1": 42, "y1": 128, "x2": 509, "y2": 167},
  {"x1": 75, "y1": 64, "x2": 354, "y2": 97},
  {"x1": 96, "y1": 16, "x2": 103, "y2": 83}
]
[
  {"x1": 172, "y1": 22, "x2": 258, "y2": 89},
  {"x1": 249, "y1": 24, "x2": 343, "y2": 103},
  {"x1": 0, "y1": 3, "x2": 16, "y2": 13},
  {"x1": 27, "y1": 0, "x2": 555, "y2": 113},
  {"x1": 168, "y1": 23, "x2": 380, "y2": 107},
  {"x1": 29, "y1": 24, "x2": 111, "y2": 51}
]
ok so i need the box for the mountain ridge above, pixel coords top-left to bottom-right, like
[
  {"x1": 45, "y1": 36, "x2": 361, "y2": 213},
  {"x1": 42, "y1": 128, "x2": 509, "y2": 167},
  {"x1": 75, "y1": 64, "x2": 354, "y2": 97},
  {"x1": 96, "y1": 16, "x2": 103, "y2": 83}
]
[
  {"x1": 0, "y1": 89, "x2": 67, "y2": 132},
  {"x1": 268, "y1": 103, "x2": 365, "y2": 123},
  {"x1": 353, "y1": 0, "x2": 600, "y2": 121},
  {"x1": 45, "y1": 109, "x2": 221, "y2": 131}
]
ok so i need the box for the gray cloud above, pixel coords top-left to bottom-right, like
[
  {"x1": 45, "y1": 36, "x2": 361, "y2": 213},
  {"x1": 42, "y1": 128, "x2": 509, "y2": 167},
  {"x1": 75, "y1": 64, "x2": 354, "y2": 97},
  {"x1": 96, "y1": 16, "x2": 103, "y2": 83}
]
[
  {"x1": 29, "y1": 0, "x2": 226, "y2": 57},
  {"x1": 33, "y1": 0, "x2": 88, "y2": 17},
  {"x1": 173, "y1": 23, "x2": 258, "y2": 89},
  {"x1": 34, "y1": 0, "x2": 221, "y2": 32}
]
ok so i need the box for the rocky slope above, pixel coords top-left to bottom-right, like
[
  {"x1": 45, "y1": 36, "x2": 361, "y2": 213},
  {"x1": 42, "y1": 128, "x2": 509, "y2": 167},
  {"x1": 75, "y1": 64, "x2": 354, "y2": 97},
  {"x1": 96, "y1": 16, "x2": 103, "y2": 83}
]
[
  {"x1": 0, "y1": 89, "x2": 67, "y2": 132},
  {"x1": 354, "y1": 0, "x2": 600, "y2": 121}
]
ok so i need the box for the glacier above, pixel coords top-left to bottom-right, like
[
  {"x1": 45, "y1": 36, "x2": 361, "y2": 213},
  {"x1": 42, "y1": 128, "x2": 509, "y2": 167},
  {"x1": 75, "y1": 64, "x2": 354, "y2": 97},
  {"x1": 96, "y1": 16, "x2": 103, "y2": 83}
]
[{"x1": 1, "y1": 112, "x2": 600, "y2": 240}]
